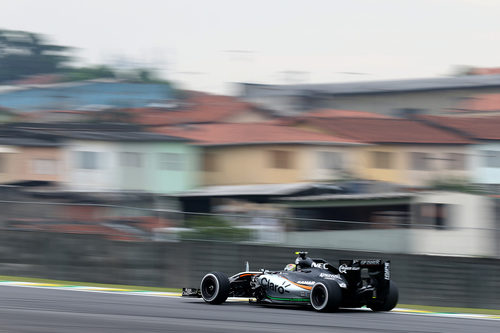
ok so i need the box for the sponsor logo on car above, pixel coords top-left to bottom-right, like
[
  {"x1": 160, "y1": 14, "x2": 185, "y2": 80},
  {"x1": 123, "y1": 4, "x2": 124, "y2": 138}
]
[
  {"x1": 260, "y1": 277, "x2": 290, "y2": 294},
  {"x1": 384, "y1": 262, "x2": 390, "y2": 280},
  {"x1": 319, "y1": 273, "x2": 337, "y2": 279},
  {"x1": 359, "y1": 260, "x2": 381, "y2": 265},
  {"x1": 338, "y1": 264, "x2": 361, "y2": 274},
  {"x1": 297, "y1": 281, "x2": 315, "y2": 285}
]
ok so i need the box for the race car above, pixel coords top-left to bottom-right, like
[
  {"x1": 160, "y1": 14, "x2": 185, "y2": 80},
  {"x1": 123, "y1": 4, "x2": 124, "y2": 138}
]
[{"x1": 183, "y1": 251, "x2": 398, "y2": 312}]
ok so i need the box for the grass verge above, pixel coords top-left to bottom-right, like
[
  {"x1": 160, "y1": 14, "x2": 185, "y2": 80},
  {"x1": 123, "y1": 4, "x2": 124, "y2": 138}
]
[
  {"x1": 397, "y1": 304, "x2": 500, "y2": 315},
  {"x1": 1, "y1": 275, "x2": 499, "y2": 315},
  {"x1": 0, "y1": 275, "x2": 181, "y2": 293}
]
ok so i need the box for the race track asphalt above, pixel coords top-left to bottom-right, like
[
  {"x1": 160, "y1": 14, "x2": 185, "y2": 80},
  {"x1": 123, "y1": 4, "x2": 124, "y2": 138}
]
[{"x1": 0, "y1": 285, "x2": 498, "y2": 333}]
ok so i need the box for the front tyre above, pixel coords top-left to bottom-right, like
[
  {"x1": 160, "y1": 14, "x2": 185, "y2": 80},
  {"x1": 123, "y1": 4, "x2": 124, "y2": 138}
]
[
  {"x1": 310, "y1": 281, "x2": 342, "y2": 312},
  {"x1": 369, "y1": 281, "x2": 399, "y2": 312},
  {"x1": 200, "y1": 272, "x2": 230, "y2": 304}
]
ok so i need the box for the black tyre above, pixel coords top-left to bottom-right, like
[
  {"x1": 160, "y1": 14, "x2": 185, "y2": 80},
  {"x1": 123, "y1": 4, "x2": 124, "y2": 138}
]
[
  {"x1": 310, "y1": 281, "x2": 342, "y2": 312},
  {"x1": 200, "y1": 272, "x2": 230, "y2": 304},
  {"x1": 369, "y1": 281, "x2": 399, "y2": 312}
]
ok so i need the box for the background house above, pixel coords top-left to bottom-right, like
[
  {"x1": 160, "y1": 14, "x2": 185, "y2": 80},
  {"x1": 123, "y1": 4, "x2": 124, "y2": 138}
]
[
  {"x1": 417, "y1": 115, "x2": 500, "y2": 192},
  {"x1": 241, "y1": 74, "x2": 500, "y2": 117},
  {"x1": 0, "y1": 127, "x2": 64, "y2": 184},
  {"x1": 288, "y1": 117, "x2": 472, "y2": 187},
  {"x1": 280, "y1": 190, "x2": 497, "y2": 257},
  {"x1": 153, "y1": 123, "x2": 363, "y2": 186},
  {"x1": 1, "y1": 123, "x2": 199, "y2": 194},
  {"x1": 0, "y1": 80, "x2": 175, "y2": 111}
]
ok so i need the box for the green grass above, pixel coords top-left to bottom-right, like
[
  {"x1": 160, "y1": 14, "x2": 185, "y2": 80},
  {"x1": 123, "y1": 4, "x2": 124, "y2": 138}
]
[
  {"x1": 397, "y1": 304, "x2": 500, "y2": 315},
  {"x1": 0, "y1": 275, "x2": 181, "y2": 293}
]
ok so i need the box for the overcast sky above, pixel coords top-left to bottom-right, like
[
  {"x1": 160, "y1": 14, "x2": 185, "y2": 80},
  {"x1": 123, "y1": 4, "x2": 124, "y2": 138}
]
[{"x1": 1, "y1": 0, "x2": 500, "y2": 94}]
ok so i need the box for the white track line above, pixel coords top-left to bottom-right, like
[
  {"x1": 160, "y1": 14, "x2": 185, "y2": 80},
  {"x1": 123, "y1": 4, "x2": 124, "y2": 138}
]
[{"x1": 1, "y1": 281, "x2": 498, "y2": 320}]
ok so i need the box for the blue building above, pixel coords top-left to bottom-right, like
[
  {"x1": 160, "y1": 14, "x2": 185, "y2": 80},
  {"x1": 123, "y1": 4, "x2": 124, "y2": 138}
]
[{"x1": 0, "y1": 81, "x2": 174, "y2": 111}]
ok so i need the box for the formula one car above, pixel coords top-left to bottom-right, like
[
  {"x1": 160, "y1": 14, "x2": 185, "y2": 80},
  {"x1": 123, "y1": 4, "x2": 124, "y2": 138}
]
[{"x1": 183, "y1": 252, "x2": 398, "y2": 312}]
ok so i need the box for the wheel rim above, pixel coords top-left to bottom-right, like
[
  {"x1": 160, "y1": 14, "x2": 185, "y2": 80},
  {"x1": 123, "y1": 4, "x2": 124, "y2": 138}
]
[
  {"x1": 201, "y1": 274, "x2": 219, "y2": 301},
  {"x1": 311, "y1": 284, "x2": 328, "y2": 310}
]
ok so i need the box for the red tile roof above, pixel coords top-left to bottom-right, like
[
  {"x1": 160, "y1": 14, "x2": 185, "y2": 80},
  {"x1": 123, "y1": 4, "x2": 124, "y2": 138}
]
[
  {"x1": 9, "y1": 74, "x2": 65, "y2": 85},
  {"x1": 152, "y1": 123, "x2": 361, "y2": 146},
  {"x1": 467, "y1": 67, "x2": 500, "y2": 75},
  {"x1": 418, "y1": 115, "x2": 500, "y2": 140},
  {"x1": 305, "y1": 109, "x2": 393, "y2": 119},
  {"x1": 128, "y1": 91, "x2": 266, "y2": 126},
  {"x1": 303, "y1": 118, "x2": 472, "y2": 144}
]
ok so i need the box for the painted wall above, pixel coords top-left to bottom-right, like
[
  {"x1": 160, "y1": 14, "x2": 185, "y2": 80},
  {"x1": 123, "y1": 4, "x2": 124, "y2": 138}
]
[
  {"x1": 118, "y1": 142, "x2": 200, "y2": 193},
  {"x1": 14, "y1": 147, "x2": 65, "y2": 182},
  {"x1": 0, "y1": 146, "x2": 63, "y2": 184},
  {"x1": 201, "y1": 144, "x2": 357, "y2": 186},
  {"x1": 469, "y1": 143, "x2": 500, "y2": 185},
  {"x1": 64, "y1": 140, "x2": 199, "y2": 194},
  {"x1": 409, "y1": 191, "x2": 496, "y2": 257},
  {"x1": 353, "y1": 145, "x2": 470, "y2": 187},
  {"x1": 286, "y1": 192, "x2": 496, "y2": 257},
  {"x1": 64, "y1": 141, "x2": 118, "y2": 191},
  {"x1": 0, "y1": 146, "x2": 19, "y2": 183}
]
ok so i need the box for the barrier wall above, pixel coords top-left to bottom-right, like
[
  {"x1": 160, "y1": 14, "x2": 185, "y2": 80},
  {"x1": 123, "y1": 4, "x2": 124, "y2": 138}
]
[{"x1": 0, "y1": 230, "x2": 499, "y2": 309}]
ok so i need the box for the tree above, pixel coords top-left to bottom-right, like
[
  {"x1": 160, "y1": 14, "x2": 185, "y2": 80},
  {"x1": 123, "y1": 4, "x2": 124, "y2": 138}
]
[
  {"x1": 0, "y1": 29, "x2": 172, "y2": 85},
  {"x1": 0, "y1": 29, "x2": 72, "y2": 82},
  {"x1": 64, "y1": 65, "x2": 116, "y2": 81}
]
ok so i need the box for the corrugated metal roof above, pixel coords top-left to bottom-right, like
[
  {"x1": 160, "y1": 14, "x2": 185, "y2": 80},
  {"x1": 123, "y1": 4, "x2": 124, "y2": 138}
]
[
  {"x1": 279, "y1": 192, "x2": 414, "y2": 202},
  {"x1": 0, "y1": 137, "x2": 61, "y2": 147},
  {"x1": 243, "y1": 74, "x2": 500, "y2": 96},
  {"x1": 175, "y1": 183, "x2": 320, "y2": 197},
  {"x1": 2, "y1": 123, "x2": 189, "y2": 143}
]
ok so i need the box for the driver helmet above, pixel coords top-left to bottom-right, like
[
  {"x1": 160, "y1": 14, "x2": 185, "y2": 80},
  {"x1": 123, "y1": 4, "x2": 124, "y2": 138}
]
[
  {"x1": 284, "y1": 263, "x2": 297, "y2": 271},
  {"x1": 295, "y1": 256, "x2": 313, "y2": 269}
]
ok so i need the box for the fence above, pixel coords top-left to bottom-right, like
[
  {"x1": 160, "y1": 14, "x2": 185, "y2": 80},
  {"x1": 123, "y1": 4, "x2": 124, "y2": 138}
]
[{"x1": 0, "y1": 194, "x2": 499, "y2": 257}]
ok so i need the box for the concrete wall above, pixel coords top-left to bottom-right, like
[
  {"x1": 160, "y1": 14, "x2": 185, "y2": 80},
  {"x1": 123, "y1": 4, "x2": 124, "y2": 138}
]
[
  {"x1": 1, "y1": 231, "x2": 499, "y2": 309},
  {"x1": 286, "y1": 229, "x2": 413, "y2": 253}
]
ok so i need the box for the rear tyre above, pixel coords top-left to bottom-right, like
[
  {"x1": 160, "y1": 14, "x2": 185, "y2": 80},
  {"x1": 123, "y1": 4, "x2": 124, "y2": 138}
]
[
  {"x1": 369, "y1": 281, "x2": 399, "y2": 312},
  {"x1": 310, "y1": 281, "x2": 342, "y2": 312},
  {"x1": 200, "y1": 272, "x2": 230, "y2": 304}
]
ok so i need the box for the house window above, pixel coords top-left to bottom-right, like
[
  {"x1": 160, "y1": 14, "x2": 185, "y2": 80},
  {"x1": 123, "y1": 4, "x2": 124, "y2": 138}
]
[
  {"x1": 483, "y1": 150, "x2": 500, "y2": 168},
  {"x1": 318, "y1": 151, "x2": 343, "y2": 170},
  {"x1": 270, "y1": 150, "x2": 293, "y2": 169},
  {"x1": 203, "y1": 152, "x2": 217, "y2": 172},
  {"x1": 32, "y1": 159, "x2": 57, "y2": 175},
  {"x1": 77, "y1": 151, "x2": 100, "y2": 169},
  {"x1": 447, "y1": 153, "x2": 465, "y2": 170},
  {"x1": 372, "y1": 151, "x2": 393, "y2": 169},
  {"x1": 414, "y1": 203, "x2": 451, "y2": 230},
  {"x1": 121, "y1": 152, "x2": 143, "y2": 168},
  {"x1": 159, "y1": 153, "x2": 183, "y2": 170},
  {"x1": 410, "y1": 152, "x2": 431, "y2": 170}
]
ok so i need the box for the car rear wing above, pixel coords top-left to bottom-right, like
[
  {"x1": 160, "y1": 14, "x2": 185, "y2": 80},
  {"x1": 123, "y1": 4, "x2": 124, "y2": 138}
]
[{"x1": 338, "y1": 259, "x2": 391, "y2": 287}]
